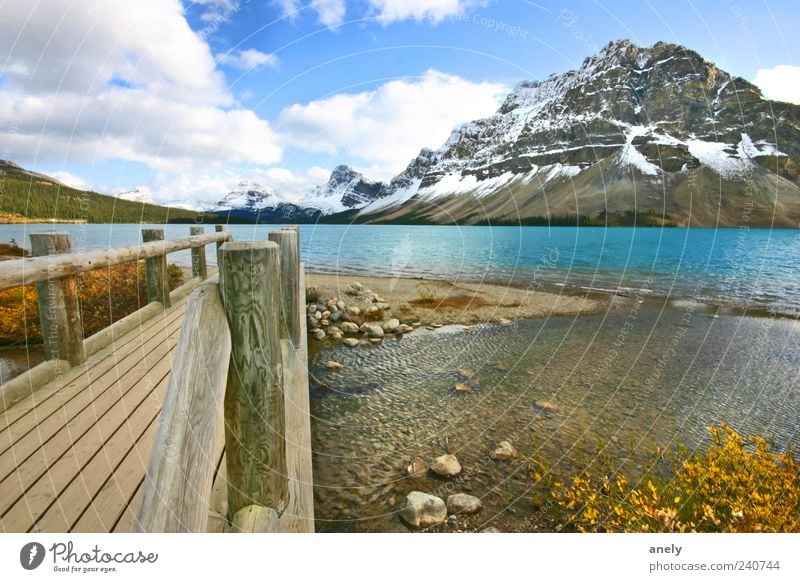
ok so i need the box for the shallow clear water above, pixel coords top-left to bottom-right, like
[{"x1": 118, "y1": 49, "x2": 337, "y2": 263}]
[
  {"x1": 309, "y1": 302, "x2": 800, "y2": 532},
  {"x1": 1, "y1": 224, "x2": 798, "y2": 311}
]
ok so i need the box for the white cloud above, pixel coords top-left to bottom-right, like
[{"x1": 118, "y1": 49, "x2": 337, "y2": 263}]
[
  {"x1": 276, "y1": 0, "x2": 346, "y2": 27},
  {"x1": 0, "y1": 0, "x2": 229, "y2": 104},
  {"x1": 49, "y1": 171, "x2": 90, "y2": 190},
  {"x1": 0, "y1": 0, "x2": 282, "y2": 174},
  {"x1": 367, "y1": 0, "x2": 487, "y2": 24},
  {"x1": 140, "y1": 165, "x2": 328, "y2": 207},
  {"x1": 218, "y1": 48, "x2": 279, "y2": 70},
  {"x1": 191, "y1": 0, "x2": 239, "y2": 23},
  {"x1": 278, "y1": 69, "x2": 506, "y2": 175},
  {"x1": 753, "y1": 65, "x2": 800, "y2": 105},
  {"x1": 0, "y1": 88, "x2": 282, "y2": 172}
]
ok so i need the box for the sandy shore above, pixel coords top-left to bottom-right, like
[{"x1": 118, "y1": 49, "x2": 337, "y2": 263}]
[{"x1": 306, "y1": 272, "x2": 606, "y2": 327}]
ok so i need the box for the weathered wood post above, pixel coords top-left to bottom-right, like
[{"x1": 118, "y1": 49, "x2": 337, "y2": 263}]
[
  {"x1": 220, "y1": 241, "x2": 288, "y2": 518},
  {"x1": 142, "y1": 229, "x2": 170, "y2": 308},
  {"x1": 214, "y1": 224, "x2": 226, "y2": 268},
  {"x1": 268, "y1": 228, "x2": 301, "y2": 346},
  {"x1": 190, "y1": 226, "x2": 208, "y2": 279},
  {"x1": 29, "y1": 232, "x2": 85, "y2": 366},
  {"x1": 135, "y1": 283, "x2": 231, "y2": 532}
]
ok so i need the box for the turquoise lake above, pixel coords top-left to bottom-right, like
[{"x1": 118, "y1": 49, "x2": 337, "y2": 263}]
[{"x1": 1, "y1": 224, "x2": 799, "y2": 312}]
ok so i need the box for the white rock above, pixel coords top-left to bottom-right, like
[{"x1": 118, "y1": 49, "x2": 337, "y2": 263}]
[
  {"x1": 430, "y1": 454, "x2": 462, "y2": 477},
  {"x1": 446, "y1": 493, "x2": 483, "y2": 515},
  {"x1": 491, "y1": 441, "x2": 518, "y2": 461},
  {"x1": 399, "y1": 492, "x2": 447, "y2": 529},
  {"x1": 342, "y1": 338, "x2": 359, "y2": 347},
  {"x1": 340, "y1": 321, "x2": 359, "y2": 334},
  {"x1": 312, "y1": 329, "x2": 326, "y2": 341},
  {"x1": 383, "y1": 318, "x2": 401, "y2": 333},
  {"x1": 364, "y1": 324, "x2": 384, "y2": 338},
  {"x1": 326, "y1": 361, "x2": 343, "y2": 370}
]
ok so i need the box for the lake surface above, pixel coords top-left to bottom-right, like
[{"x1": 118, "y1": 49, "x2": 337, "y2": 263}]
[
  {"x1": 309, "y1": 302, "x2": 800, "y2": 532},
  {"x1": 1, "y1": 224, "x2": 799, "y2": 313}
]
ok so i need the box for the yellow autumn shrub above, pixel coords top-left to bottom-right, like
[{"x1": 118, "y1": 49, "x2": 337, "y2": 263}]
[
  {"x1": 0, "y1": 262, "x2": 184, "y2": 343},
  {"x1": 538, "y1": 424, "x2": 800, "y2": 532}
]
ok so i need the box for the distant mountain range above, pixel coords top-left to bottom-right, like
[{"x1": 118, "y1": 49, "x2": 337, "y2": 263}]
[
  {"x1": 211, "y1": 165, "x2": 386, "y2": 223},
  {"x1": 218, "y1": 39, "x2": 800, "y2": 227},
  {"x1": 6, "y1": 40, "x2": 800, "y2": 227}
]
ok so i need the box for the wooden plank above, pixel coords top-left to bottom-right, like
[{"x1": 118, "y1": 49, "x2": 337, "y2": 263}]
[
  {"x1": 136, "y1": 283, "x2": 230, "y2": 532},
  {"x1": 0, "y1": 304, "x2": 186, "y2": 462},
  {"x1": 220, "y1": 241, "x2": 288, "y2": 517},
  {"x1": 0, "y1": 231, "x2": 229, "y2": 291},
  {"x1": 6, "y1": 360, "x2": 170, "y2": 532},
  {"x1": 190, "y1": 227, "x2": 208, "y2": 279},
  {"x1": 268, "y1": 229, "x2": 301, "y2": 346},
  {"x1": 142, "y1": 229, "x2": 170, "y2": 308},
  {"x1": 278, "y1": 265, "x2": 315, "y2": 533},
  {"x1": 70, "y1": 397, "x2": 165, "y2": 533},
  {"x1": 0, "y1": 298, "x2": 187, "y2": 432},
  {"x1": 29, "y1": 233, "x2": 85, "y2": 365},
  {"x1": 0, "y1": 323, "x2": 181, "y2": 516},
  {"x1": 111, "y1": 478, "x2": 144, "y2": 533}
]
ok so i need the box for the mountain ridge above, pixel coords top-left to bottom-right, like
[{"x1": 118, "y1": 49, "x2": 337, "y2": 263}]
[{"x1": 353, "y1": 39, "x2": 800, "y2": 227}]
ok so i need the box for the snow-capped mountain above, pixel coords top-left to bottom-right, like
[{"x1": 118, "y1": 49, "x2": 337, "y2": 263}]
[
  {"x1": 357, "y1": 40, "x2": 800, "y2": 227},
  {"x1": 309, "y1": 165, "x2": 385, "y2": 210},
  {"x1": 214, "y1": 167, "x2": 387, "y2": 223}
]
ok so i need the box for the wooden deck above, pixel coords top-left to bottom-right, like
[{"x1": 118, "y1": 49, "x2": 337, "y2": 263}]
[{"x1": 0, "y1": 276, "x2": 314, "y2": 533}]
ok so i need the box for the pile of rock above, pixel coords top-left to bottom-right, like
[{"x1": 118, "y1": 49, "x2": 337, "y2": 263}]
[
  {"x1": 307, "y1": 281, "x2": 419, "y2": 344},
  {"x1": 398, "y1": 491, "x2": 484, "y2": 530},
  {"x1": 396, "y1": 442, "x2": 520, "y2": 531}
]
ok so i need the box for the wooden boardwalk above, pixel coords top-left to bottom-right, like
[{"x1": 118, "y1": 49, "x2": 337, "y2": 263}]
[{"x1": 0, "y1": 273, "x2": 313, "y2": 533}]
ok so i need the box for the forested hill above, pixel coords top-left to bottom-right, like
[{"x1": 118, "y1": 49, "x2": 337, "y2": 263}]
[{"x1": 0, "y1": 160, "x2": 204, "y2": 223}]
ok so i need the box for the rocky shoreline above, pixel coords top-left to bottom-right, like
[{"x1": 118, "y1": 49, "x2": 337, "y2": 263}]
[{"x1": 305, "y1": 272, "x2": 606, "y2": 346}]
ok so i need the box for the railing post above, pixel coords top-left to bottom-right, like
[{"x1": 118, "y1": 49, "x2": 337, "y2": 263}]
[
  {"x1": 190, "y1": 226, "x2": 208, "y2": 279},
  {"x1": 267, "y1": 228, "x2": 301, "y2": 346},
  {"x1": 29, "y1": 232, "x2": 85, "y2": 366},
  {"x1": 142, "y1": 229, "x2": 170, "y2": 308},
  {"x1": 214, "y1": 224, "x2": 226, "y2": 268},
  {"x1": 220, "y1": 241, "x2": 288, "y2": 518}
]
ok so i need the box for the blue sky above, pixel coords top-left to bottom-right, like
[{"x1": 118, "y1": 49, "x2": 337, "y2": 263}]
[{"x1": 1, "y1": 0, "x2": 799, "y2": 207}]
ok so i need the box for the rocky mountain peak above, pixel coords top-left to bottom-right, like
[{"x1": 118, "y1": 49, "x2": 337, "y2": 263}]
[{"x1": 357, "y1": 39, "x2": 800, "y2": 227}]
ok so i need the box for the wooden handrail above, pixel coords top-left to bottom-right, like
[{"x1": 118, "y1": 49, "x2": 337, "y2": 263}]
[
  {"x1": 0, "y1": 230, "x2": 230, "y2": 291},
  {"x1": 135, "y1": 279, "x2": 231, "y2": 532}
]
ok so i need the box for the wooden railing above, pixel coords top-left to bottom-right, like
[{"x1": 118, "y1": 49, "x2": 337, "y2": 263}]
[
  {"x1": 135, "y1": 227, "x2": 312, "y2": 533},
  {"x1": 0, "y1": 226, "x2": 232, "y2": 412}
]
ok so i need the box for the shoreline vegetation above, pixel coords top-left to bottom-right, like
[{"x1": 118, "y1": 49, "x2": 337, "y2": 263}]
[{"x1": 0, "y1": 260, "x2": 185, "y2": 346}]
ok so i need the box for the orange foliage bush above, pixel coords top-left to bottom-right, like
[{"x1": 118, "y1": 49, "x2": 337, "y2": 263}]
[{"x1": 0, "y1": 262, "x2": 184, "y2": 344}]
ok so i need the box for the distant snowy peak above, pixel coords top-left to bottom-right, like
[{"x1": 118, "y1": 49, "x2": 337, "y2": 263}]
[
  {"x1": 115, "y1": 190, "x2": 155, "y2": 204},
  {"x1": 216, "y1": 181, "x2": 277, "y2": 211},
  {"x1": 212, "y1": 167, "x2": 387, "y2": 220},
  {"x1": 311, "y1": 165, "x2": 386, "y2": 209}
]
